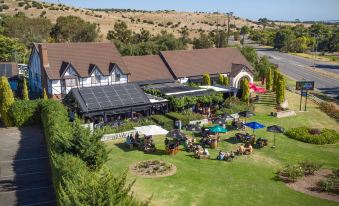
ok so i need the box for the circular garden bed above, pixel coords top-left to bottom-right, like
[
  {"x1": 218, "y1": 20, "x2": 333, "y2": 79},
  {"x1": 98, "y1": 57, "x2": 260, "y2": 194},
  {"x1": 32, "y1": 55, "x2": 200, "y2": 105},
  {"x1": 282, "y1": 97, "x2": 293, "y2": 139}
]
[{"x1": 130, "y1": 160, "x2": 176, "y2": 178}]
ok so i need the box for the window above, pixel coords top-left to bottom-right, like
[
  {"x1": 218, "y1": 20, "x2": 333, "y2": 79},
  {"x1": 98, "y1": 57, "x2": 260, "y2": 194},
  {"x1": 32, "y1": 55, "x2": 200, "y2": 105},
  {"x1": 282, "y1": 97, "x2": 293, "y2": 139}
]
[
  {"x1": 65, "y1": 78, "x2": 78, "y2": 87},
  {"x1": 115, "y1": 74, "x2": 120, "y2": 82},
  {"x1": 91, "y1": 75, "x2": 101, "y2": 84}
]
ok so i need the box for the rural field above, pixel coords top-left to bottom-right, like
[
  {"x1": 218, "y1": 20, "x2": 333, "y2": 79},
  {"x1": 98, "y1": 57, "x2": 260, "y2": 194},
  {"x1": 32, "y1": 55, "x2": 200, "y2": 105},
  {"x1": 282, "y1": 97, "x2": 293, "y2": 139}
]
[{"x1": 105, "y1": 90, "x2": 339, "y2": 206}]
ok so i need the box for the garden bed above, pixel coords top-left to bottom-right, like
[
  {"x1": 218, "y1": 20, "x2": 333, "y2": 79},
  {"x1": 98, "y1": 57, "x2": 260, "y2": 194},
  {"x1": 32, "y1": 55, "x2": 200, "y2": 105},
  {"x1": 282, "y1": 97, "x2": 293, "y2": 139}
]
[
  {"x1": 287, "y1": 169, "x2": 339, "y2": 203},
  {"x1": 129, "y1": 160, "x2": 176, "y2": 178}
]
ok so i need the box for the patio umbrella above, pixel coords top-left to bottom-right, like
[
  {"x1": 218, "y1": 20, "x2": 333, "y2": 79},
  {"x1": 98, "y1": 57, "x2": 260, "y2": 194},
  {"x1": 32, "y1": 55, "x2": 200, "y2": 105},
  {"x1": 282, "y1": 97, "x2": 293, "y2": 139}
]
[
  {"x1": 238, "y1": 111, "x2": 255, "y2": 123},
  {"x1": 244, "y1": 122, "x2": 265, "y2": 134},
  {"x1": 267, "y1": 125, "x2": 285, "y2": 148},
  {"x1": 208, "y1": 125, "x2": 228, "y2": 133},
  {"x1": 185, "y1": 124, "x2": 202, "y2": 132},
  {"x1": 212, "y1": 118, "x2": 226, "y2": 125},
  {"x1": 134, "y1": 125, "x2": 169, "y2": 136},
  {"x1": 166, "y1": 129, "x2": 187, "y2": 140}
]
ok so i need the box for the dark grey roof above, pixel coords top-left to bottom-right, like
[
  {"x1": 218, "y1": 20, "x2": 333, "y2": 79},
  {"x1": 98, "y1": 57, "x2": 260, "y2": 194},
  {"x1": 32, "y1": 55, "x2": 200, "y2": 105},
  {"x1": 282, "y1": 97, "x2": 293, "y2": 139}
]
[
  {"x1": 0, "y1": 62, "x2": 18, "y2": 78},
  {"x1": 71, "y1": 84, "x2": 151, "y2": 113}
]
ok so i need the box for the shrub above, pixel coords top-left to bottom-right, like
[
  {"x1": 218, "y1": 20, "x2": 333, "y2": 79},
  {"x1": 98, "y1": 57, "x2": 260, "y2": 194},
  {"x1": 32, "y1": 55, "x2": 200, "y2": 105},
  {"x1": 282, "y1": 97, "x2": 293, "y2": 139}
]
[
  {"x1": 150, "y1": 115, "x2": 173, "y2": 130},
  {"x1": 319, "y1": 102, "x2": 339, "y2": 122},
  {"x1": 285, "y1": 127, "x2": 339, "y2": 144},
  {"x1": 1, "y1": 4, "x2": 9, "y2": 9},
  {"x1": 318, "y1": 168, "x2": 339, "y2": 194},
  {"x1": 18, "y1": 2, "x2": 25, "y2": 7},
  {"x1": 98, "y1": 118, "x2": 155, "y2": 134},
  {"x1": 9, "y1": 100, "x2": 42, "y2": 127},
  {"x1": 166, "y1": 111, "x2": 203, "y2": 126},
  {"x1": 299, "y1": 161, "x2": 322, "y2": 175},
  {"x1": 277, "y1": 164, "x2": 304, "y2": 182}
]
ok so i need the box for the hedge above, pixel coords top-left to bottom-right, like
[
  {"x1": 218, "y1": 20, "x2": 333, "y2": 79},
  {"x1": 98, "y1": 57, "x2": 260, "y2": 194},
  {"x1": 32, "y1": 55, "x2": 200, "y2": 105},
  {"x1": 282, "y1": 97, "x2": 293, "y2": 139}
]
[
  {"x1": 285, "y1": 127, "x2": 339, "y2": 145},
  {"x1": 9, "y1": 99, "x2": 42, "y2": 127},
  {"x1": 98, "y1": 118, "x2": 155, "y2": 134},
  {"x1": 319, "y1": 102, "x2": 339, "y2": 122},
  {"x1": 166, "y1": 111, "x2": 204, "y2": 126},
  {"x1": 150, "y1": 115, "x2": 173, "y2": 131}
]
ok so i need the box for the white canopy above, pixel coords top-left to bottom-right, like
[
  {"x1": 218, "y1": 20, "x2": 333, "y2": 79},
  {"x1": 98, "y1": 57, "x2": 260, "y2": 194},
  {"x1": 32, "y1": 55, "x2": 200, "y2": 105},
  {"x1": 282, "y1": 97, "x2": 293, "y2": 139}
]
[{"x1": 134, "y1": 125, "x2": 169, "y2": 136}]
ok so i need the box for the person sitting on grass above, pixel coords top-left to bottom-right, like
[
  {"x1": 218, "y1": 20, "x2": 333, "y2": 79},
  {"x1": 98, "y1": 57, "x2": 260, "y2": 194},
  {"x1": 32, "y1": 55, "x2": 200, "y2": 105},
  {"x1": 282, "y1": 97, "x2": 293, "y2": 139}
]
[
  {"x1": 237, "y1": 144, "x2": 245, "y2": 155},
  {"x1": 204, "y1": 148, "x2": 210, "y2": 156},
  {"x1": 244, "y1": 143, "x2": 253, "y2": 155},
  {"x1": 217, "y1": 150, "x2": 225, "y2": 160}
]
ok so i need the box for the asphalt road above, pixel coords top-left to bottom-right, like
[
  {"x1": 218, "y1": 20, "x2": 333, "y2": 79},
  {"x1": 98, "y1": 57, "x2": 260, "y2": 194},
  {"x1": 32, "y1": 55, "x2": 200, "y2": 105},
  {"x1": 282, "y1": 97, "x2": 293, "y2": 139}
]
[
  {"x1": 0, "y1": 127, "x2": 56, "y2": 206},
  {"x1": 255, "y1": 47, "x2": 339, "y2": 99}
]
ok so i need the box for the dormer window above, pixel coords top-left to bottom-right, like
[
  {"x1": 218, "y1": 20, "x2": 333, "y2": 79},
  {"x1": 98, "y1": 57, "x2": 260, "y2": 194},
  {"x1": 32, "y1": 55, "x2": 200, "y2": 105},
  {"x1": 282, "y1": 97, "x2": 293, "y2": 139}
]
[
  {"x1": 115, "y1": 74, "x2": 120, "y2": 82},
  {"x1": 92, "y1": 75, "x2": 101, "y2": 84}
]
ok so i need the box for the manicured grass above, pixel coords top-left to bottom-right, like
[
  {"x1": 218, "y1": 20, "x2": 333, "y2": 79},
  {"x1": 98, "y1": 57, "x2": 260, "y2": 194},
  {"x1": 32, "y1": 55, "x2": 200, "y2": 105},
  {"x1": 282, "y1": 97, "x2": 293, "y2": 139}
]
[{"x1": 105, "y1": 90, "x2": 339, "y2": 206}]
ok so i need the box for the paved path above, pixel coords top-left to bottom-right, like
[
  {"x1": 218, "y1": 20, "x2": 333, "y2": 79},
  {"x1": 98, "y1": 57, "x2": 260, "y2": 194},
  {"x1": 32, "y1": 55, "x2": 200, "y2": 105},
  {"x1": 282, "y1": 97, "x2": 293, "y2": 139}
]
[
  {"x1": 255, "y1": 47, "x2": 339, "y2": 99},
  {"x1": 0, "y1": 127, "x2": 56, "y2": 206}
]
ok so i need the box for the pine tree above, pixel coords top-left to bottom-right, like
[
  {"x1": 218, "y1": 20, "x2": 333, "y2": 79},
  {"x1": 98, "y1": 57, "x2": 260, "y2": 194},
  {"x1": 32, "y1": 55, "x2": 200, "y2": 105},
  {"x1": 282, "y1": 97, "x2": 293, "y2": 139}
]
[
  {"x1": 276, "y1": 73, "x2": 286, "y2": 105},
  {"x1": 266, "y1": 68, "x2": 272, "y2": 91},
  {"x1": 0, "y1": 77, "x2": 15, "y2": 127},
  {"x1": 202, "y1": 73, "x2": 211, "y2": 85},
  {"x1": 241, "y1": 78, "x2": 250, "y2": 103},
  {"x1": 22, "y1": 78, "x2": 29, "y2": 100},
  {"x1": 217, "y1": 74, "x2": 223, "y2": 85},
  {"x1": 43, "y1": 89, "x2": 48, "y2": 100},
  {"x1": 272, "y1": 69, "x2": 279, "y2": 92},
  {"x1": 223, "y1": 76, "x2": 229, "y2": 86}
]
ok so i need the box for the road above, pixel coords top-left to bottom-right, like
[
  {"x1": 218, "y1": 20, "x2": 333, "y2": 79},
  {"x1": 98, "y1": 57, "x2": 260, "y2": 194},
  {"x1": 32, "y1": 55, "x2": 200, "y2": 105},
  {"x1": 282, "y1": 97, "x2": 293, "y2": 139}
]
[
  {"x1": 255, "y1": 47, "x2": 339, "y2": 99},
  {"x1": 0, "y1": 127, "x2": 56, "y2": 206}
]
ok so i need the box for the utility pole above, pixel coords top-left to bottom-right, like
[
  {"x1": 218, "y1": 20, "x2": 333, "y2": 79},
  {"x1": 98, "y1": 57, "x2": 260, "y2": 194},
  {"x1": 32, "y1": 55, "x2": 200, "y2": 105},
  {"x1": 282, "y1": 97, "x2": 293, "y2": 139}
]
[
  {"x1": 226, "y1": 12, "x2": 233, "y2": 46},
  {"x1": 216, "y1": 10, "x2": 220, "y2": 48}
]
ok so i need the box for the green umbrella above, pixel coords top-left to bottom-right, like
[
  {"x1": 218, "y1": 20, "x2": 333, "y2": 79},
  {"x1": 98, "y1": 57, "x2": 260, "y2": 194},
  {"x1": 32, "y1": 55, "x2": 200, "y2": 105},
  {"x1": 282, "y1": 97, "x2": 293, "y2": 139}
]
[{"x1": 208, "y1": 125, "x2": 228, "y2": 133}]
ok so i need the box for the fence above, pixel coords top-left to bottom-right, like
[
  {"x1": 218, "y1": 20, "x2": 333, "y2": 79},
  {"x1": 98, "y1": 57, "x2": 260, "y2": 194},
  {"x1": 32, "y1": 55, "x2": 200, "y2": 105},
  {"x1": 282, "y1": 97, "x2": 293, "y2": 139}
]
[{"x1": 101, "y1": 130, "x2": 136, "y2": 141}]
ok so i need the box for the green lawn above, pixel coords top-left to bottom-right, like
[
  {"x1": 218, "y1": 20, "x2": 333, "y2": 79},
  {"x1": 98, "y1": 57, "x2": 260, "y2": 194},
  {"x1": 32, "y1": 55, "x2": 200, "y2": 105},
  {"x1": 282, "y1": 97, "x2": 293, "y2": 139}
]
[{"x1": 105, "y1": 91, "x2": 339, "y2": 206}]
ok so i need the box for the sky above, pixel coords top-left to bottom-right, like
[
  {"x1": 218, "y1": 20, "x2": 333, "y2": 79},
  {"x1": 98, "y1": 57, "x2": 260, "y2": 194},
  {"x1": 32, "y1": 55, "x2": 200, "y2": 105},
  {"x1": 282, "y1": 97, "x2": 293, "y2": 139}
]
[{"x1": 43, "y1": 0, "x2": 339, "y2": 21}]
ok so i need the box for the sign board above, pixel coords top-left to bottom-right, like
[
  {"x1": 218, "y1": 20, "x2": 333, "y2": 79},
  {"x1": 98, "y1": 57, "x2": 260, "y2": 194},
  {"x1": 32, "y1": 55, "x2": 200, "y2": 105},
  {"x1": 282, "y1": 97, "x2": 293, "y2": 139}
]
[
  {"x1": 296, "y1": 81, "x2": 314, "y2": 91},
  {"x1": 301, "y1": 91, "x2": 308, "y2": 97}
]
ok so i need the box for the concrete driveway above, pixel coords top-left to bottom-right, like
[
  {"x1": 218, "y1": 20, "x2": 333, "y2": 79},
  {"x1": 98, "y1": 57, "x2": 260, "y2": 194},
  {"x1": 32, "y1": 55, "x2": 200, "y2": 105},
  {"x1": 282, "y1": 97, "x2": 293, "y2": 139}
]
[{"x1": 0, "y1": 127, "x2": 56, "y2": 206}]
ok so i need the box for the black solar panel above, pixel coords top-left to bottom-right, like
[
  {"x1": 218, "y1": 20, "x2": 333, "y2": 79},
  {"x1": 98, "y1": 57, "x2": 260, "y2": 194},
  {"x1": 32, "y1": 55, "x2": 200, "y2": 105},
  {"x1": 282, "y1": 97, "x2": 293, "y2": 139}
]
[
  {"x1": 0, "y1": 64, "x2": 13, "y2": 77},
  {"x1": 77, "y1": 84, "x2": 151, "y2": 112}
]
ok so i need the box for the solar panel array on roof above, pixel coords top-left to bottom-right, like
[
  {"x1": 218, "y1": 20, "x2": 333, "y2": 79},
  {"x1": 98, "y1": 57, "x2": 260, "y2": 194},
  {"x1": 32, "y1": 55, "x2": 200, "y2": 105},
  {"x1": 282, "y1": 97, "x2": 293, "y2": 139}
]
[
  {"x1": 0, "y1": 64, "x2": 13, "y2": 77},
  {"x1": 78, "y1": 84, "x2": 151, "y2": 112}
]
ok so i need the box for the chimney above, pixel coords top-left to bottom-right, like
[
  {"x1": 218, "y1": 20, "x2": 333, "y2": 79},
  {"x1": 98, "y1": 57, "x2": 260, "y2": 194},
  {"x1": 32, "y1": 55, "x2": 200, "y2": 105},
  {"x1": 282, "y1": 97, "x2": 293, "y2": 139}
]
[{"x1": 38, "y1": 44, "x2": 50, "y2": 69}]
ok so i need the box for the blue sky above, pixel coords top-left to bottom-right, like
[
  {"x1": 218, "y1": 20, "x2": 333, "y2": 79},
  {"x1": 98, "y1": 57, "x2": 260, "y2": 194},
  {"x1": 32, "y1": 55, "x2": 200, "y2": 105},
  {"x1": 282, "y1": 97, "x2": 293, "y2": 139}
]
[{"x1": 44, "y1": 0, "x2": 339, "y2": 21}]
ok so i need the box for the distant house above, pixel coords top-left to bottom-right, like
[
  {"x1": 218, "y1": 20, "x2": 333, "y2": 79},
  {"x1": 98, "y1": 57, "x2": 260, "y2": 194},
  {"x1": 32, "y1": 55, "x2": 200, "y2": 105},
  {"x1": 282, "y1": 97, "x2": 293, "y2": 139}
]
[
  {"x1": 28, "y1": 43, "x2": 130, "y2": 99},
  {"x1": 28, "y1": 43, "x2": 254, "y2": 99},
  {"x1": 159, "y1": 48, "x2": 254, "y2": 87},
  {"x1": 0, "y1": 62, "x2": 19, "y2": 91}
]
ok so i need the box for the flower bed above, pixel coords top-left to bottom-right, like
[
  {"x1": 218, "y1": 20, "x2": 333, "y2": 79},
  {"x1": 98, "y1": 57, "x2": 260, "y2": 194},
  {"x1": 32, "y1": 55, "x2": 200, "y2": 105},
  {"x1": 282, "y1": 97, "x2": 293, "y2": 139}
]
[
  {"x1": 130, "y1": 160, "x2": 176, "y2": 178},
  {"x1": 285, "y1": 127, "x2": 339, "y2": 144}
]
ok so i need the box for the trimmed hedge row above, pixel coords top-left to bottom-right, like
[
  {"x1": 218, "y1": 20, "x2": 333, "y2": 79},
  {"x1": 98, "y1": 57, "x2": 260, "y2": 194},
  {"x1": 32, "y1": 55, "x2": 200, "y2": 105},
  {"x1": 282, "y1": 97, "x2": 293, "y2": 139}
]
[
  {"x1": 165, "y1": 111, "x2": 204, "y2": 126},
  {"x1": 150, "y1": 115, "x2": 173, "y2": 130},
  {"x1": 99, "y1": 118, "x2": 155, "y2": 135},
  {"x1": 285, "y1": 127, "x2": 339, "y2": 145},
  {"x1": 9, "y1": 99, "x2": 42, "y2": 127}
]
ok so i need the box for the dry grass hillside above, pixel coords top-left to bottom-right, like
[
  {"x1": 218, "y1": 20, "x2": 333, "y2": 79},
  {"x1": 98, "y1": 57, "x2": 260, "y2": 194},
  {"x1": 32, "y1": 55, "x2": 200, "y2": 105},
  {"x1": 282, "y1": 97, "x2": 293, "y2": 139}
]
[{"x1": 0, "y1": 0, "x2": 311, "y2": 40}]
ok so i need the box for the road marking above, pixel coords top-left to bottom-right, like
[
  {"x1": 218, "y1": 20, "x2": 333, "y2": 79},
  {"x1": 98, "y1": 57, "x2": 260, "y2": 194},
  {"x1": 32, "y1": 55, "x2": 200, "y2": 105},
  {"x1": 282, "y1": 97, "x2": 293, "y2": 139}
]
[
  {"x1": 0, "y1": 157, "x2": 47, "y2": 163},
  {"x1": 22, "y1": 200, "x2": 56, "y2": 206},
  {"x1": 0, "y1": 171, "x2": 48, "y2": 179},
  {"x1": 0, "y1": 185, "x2": 53, "y2": 194}
]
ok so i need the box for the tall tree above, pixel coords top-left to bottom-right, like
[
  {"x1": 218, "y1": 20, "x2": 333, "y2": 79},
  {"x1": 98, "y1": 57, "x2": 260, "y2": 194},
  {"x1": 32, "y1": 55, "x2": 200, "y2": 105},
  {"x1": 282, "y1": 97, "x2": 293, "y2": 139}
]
[
  {"x1": 107, "y1": 21, "x2": 132, "y2": 44},
  {"x1": 193, "y1": 32, "x2": 214, "y2": 49},
  {"x1": 256, "y1": 56, "x2": 272, "y2": 83},
  {"x1": 51, "y1": 16, "x2": 99, "y2": 42},
  {"x1": 202, "y1": 73, "x2": 211, "y2": 85},
  {"x1": 241, "y1": 78, "x2": 250, "y2": 103},
  {"x1": 266, "y1": 68, "x2": 272, "y2": 91},
  {"x1": 43, "y1": 89, "x2": 48, "y2": 100},
  {"x1": 272, "y1": 69, "x2": 279, "y2": 92},
  {"x1": 22, "y1": 78, "x2": 29, "y2": 100},
  {"x1": 240, "y1": 25, "x2": 250, "y2": 44},
  {"x1": 0, "y1": 35, "x2": 26, "y2": 63},
  {"x1": 274, "y1": 28, "x2": 296, "y2": 52},
  {"x1": 217, "y1": 74, "x2": 223, "y2": 84},
  {"x1": 223, "y1": 76, "x2": 229, "y2": 86},
  {"x1": 0, "y1": 77, "x2": 14, "y2": 127},
  {"x1": 276, "y1": 73, "x2": 286, "y2": 105},
  {"x1": 240, "y1": 46, "x2": 258, "y2": 67},
  {"x1": 258, "y1": 18, "x2": 269, "y2": 30}
]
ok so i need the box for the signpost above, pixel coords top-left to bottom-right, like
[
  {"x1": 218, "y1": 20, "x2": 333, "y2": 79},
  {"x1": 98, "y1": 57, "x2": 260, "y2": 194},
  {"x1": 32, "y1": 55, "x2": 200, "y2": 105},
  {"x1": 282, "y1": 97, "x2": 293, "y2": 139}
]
[{"x1": 296, "y1": 81, "x2": 314, "y2": 111}]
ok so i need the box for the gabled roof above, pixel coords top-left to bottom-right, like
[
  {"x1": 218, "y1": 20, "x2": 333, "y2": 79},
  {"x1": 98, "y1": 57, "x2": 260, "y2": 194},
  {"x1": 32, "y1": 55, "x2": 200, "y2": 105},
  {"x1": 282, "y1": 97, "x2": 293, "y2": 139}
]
[
  {"x1": 123, "y1": 55, "x2": 175, "y2": 84},
  {"x1": 33, "y1": 43, "x2": 129, "y2": 80},
  {"x1": 230, "y1": 63, "x2": 254, "y2": 77},
  {"x1": 160, "y1": 47, "x2": 254, "y2": 78}
]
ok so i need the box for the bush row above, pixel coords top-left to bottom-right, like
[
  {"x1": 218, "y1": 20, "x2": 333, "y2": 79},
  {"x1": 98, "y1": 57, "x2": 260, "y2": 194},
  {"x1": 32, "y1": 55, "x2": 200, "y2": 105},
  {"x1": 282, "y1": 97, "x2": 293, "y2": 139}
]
[
  {"x1": 319, "y1": 102, "x2": 339, "y2": 122},
  {"x1": 285, "y1": 127, "x2": 339, "y2": 144},
  {"x1": 216, "y1": 96, "x2": 255, "y2": 115},
  {"x1": 277, "y1": 161, "x2": 322, "y2": 182},
  {"x1": 150, "y1": 115, "x2": 173, "y2": 131},
  {"x1": 166, "y1": 110, "x2": 204, "y2": 126},
  {"x1": 98, "y1": 118, "x2": 155, "y2": 134},
  {"x1": 9, "y1": 99, "x2": 42, "y2": 127}
]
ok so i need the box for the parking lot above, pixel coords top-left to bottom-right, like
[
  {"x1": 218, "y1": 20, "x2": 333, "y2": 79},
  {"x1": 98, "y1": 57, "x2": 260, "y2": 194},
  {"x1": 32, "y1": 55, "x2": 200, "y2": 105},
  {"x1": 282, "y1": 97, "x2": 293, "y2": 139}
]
[{"x1": 0, "y1": 127, "x2": 56, "y2": 206}]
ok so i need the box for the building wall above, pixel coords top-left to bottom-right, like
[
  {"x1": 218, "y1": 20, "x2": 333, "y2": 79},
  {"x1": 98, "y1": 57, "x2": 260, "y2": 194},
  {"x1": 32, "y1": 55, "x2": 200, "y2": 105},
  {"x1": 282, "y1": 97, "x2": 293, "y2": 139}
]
[
  {"x1": 232, "y1": 71, "x2": 254, "y2": 88},
  {"x1": 28, "y1": 48, "x2": 43, "y2": 95}
]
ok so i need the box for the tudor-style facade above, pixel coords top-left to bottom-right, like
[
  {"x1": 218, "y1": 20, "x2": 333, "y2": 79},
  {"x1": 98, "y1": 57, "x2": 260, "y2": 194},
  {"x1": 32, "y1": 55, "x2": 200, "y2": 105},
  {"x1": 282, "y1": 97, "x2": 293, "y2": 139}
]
[{"x1": 28, "y1": 43, "x2": 129, "y2": 99}]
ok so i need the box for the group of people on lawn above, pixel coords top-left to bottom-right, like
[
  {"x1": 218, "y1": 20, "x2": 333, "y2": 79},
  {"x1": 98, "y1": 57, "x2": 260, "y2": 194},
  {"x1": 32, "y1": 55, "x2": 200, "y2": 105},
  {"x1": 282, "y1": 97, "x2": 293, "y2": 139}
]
[{"x1": 126, "y1": 132, "x2": 156, "y2": 152}]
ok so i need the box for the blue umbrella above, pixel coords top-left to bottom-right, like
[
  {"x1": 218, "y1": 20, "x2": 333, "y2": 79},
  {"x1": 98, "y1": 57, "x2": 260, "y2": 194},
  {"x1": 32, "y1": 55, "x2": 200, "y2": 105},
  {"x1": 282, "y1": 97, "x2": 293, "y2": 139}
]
[{"x1": 244, "y1": 122, "x2": 265, "y2": 134}]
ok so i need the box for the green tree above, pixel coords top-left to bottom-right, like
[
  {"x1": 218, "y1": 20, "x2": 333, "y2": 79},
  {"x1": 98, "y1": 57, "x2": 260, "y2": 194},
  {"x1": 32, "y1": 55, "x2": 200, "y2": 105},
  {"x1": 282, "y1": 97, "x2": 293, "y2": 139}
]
[
  {"x1": 107, "y1": 21, "x2": 132, "y2": 44},
  {"x1": 293, "y1": 36, "x2": 311, "y2": 53},
  {"x1": 328, "y1": 28, "x2": 339, "y2": 52},
  {"x1": 22, "y1": 78, "x2": 29, "y2": 100},
  {"x1": 0, "y1": 76, "x2": 14, "y2": 127},
  {"x1": 258, "y1": 18, "x2": 269, "y2": 29},
  {"x1": 193, "y1": 32, "x2": 214, "y2": 49},
  {"x1": 223, "y1": 76, "x2": 229, "y2": 86},
  {"x1": 276, "y1": 73, "x2": 286, "y2": 105},
  {"x1": 43, "y1": 89, "x2": 48, "y2": 100},
  {"x1": 241, "y1": 78, "x2": 250, "y2": 103},
  {"x1": 256, "y1": 56, "x2": 272, "y2": 82},
  {"x1": 202, "y1": 73, "x2": 211, "y2": 85},
  {"x1": 51, "y1": 16, "x2": 99, "y2": 42},
  {"x1": 2, "y1": 14, "x2": 52, "y2": 46},
  {"x1": 240, "y1": 25, "x2": 250, "y2": 44},
  {"x1": 272, "y1": 69, "x2": 279, "y2": 92},
  {"x1": 266, "y1": 68, "x2": 272, "y2": 91},
  {"x1": 217, "y1": 74, "x2": 223, "y2": 84},
  {"x1": 0, "y1": 35, "x2": 26, "y2": 62},
  {"x1": 233, "y1": 31, "x2": 240, "y2": 41},
  {"x1": 179, "y1": 27, "x2": 190, "y2": 46},
  {"x1": 274, "y1": 28, "x2": 296, "y2": 52},
  {"x1": 240, "y1": 46, "x2": 258, "y2": 67}
]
